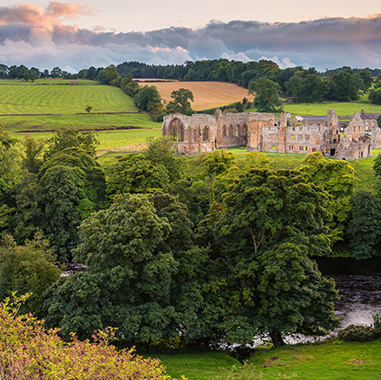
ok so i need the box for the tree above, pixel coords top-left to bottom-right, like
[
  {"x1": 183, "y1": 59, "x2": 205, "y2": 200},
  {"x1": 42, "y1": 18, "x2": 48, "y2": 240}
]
[
  {"x1": 85, "y1": 105, "x2": 93, "y2": 113},
  {"x1": 202, "y1": 168, "x2": 338, "y2": 346},
  {"x1": 40, "y1": 147, "x2": 108, "y2": 218},
  {"x1": 199, "y1": 149, "x2": 238, "y2": 177},
  {"x1": 327, "y1": 72, "x2": 359, "y2": 101},
  {"x1": 21, "y1": 134, "x2": 44, "y2": 173},
  {"x1": 134, "y1": 85, "x2": 161, "y2": 112},
  {"x1": 0, "y1": 295, "x2": 173, "y2": 380},
  {"x1": 359, "y1": 69, "x2": 373, "y2": 91},
  {"x1": 44, "y1": 193, "x2": 211, "y2": 343},
  {"x1": 0, "y1": 232, "x2": 60, "y2": 316},
  {"x1": 285, "y1": 73, "x2": 327, "y2": 103},
  {"x1": 369, "y1": 88, "x2": 381, "y2": 105},
  {"x1": 298, "y1": 152, "x2": 358, "y2": 243},
  {"x1": 166, "y1": 88, "x2": 194, "y2": 115},
  {"x1": 248, "y1": 78, "x2": 283, "y2": 112},
  {"x1": 43, "y1": 127, "x2": 99, "y2": 160},
  {"x1": 38, "y1": 165, "x2": 82, "y2": 260},
  {"x1": 107, "y1": 153, "x2": 169, "y2": 196},
  {"x1": 346, "y1": 191, "x2": 381, "y2": 259},
  {"x1": 145, "y1": 137, "x2": 184, "y2": 181}
]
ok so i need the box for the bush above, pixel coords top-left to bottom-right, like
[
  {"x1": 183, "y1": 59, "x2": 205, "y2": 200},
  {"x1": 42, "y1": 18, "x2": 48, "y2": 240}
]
[
  {"x1": 338, "y1": 324, "x2": 376, "y2": 342},
  {"x1": 0, "y1": 294, "x2": 175, "y2": 379}
]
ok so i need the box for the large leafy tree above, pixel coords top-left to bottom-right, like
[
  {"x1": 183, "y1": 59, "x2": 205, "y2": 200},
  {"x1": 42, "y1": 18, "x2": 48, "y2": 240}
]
[
  {"x1": 298, "y1": 152, "x2": 358, "y2": 243},
  {"x1": 166, "y1": 88, "x2": 194, "y2": 115},
  {"x1": 201, "y1": 168, "x2": 338, "y2": 346},
  {"x1": 38, "y1": 165, "x2": 82, "y2": 260},
  {"x1": 0, "y1": 233, "x2": 60, "y2": 316},
  {"x1": 249, "y1": 77, "x2": 283, "y2": 112},
  {"x1": 40, "y1": 147, "x2": 108, "y2": 218},
  {"x1": 44, "y1": 128, "x2": 99, "y2": 160},
  {"x1": 346, "y1": 191, "x2": 381, "y2": 260},
  {"x1": 44, "y1": 193, "x2": 212, "y2": 343}
]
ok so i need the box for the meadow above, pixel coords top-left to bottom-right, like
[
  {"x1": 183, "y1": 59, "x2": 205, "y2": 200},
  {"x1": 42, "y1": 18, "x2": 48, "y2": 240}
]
[
  {"x1": 0, "y1": 81, "x2": 136, "y2": 114},
  {"x1": 151, "y1": 340, "x2": 381, "y2": 380},
  {"x1": 137, "y1": 81, "x2": 254, "y2": 111},
  {"x1": 246, "y1": 101, "x2": 381, "y2": 117}
]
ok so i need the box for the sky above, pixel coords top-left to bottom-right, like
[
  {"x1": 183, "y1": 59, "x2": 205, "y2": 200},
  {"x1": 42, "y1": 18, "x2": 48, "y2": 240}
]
[{"x1": 0, "y1": 1, "x2": 380, "y2": 72}]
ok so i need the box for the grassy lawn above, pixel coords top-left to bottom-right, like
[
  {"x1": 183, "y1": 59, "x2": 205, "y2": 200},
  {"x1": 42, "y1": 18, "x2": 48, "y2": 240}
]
[
  {"x1": 4, "y1": 113, "x2": 158, "y2": 133},
  {"x1": 248, "y1": 340, "x2": 381, "y2": 380},
  {"x1": 151, "y1": 341, "x2": 381, "y2": 380},
  {"x1": 0, "y1": 79, "x2": 96, "y2": 85},
  {"x1": 246, "y1": 102, "x2": 381, "y2": 117},
  {"x1": 0, "y1": 83, "x2": 136, "y2": 114}
]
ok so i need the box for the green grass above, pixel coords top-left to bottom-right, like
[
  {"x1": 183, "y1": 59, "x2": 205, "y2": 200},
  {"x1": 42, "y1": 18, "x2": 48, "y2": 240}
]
[
  {"x1": 0, "y1": 82, "x2": 137, "y2": 114},
  {"x1": 246, "y1": 102, "x2": 381, "y2": 117},
  {"x1": 4, "y1": 113, "x2": 158, "y2": 133},
  {"x1": 248, "y1": 340, "x2": 381, "y2": 380},
  {"x1": 0, "y1": 79, "x2": 96, "y2": 85},
  {"x1": 151, "y1": 341, "x2": 381, "y2": 380},
  {"x1": 151, "y1": 351, "x2": 240, "y2": 380}
]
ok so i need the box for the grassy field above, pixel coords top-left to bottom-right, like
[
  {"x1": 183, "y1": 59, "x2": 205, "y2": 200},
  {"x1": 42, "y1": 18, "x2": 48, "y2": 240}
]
[
  {"x1": 137, "y1": 81, "x2": 254, "y2": 111},
  {"x1": 0, "y1": 78, "x2": 161, "y2": 147},
  {"x1": 0, "y1": 79, "x2": 96, "y2": 85},
  {"x1": 246, "y1": 101, "x2": 381, "y2": 117},
  {"x1": 0, "y1": 82, "x2": 136, "y2": 114},
  {"x1": 150, "y1": 340, "x2": 381, "y2": 380}
]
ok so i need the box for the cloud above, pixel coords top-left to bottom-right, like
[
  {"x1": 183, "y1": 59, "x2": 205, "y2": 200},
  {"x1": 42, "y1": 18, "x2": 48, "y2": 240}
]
[{"x1": 0, "y1": 3, "x2": 380, "y2": 71}]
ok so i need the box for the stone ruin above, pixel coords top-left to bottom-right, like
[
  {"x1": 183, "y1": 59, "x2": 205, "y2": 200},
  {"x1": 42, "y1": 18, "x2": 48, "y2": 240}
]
[{"x1": 161, "y1": 109, "x2": 372, "y2": 160}]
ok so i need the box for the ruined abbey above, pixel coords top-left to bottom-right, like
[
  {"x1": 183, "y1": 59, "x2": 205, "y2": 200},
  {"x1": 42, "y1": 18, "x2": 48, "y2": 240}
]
[{"x1": 162, "y1": 109, "x2": 377, "y2": 160}]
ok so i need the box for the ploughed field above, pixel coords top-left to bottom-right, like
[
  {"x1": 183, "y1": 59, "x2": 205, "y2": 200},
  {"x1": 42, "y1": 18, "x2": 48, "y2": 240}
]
[{"x1": 136, "y1": 80, "x2": 254, "y2": 111}]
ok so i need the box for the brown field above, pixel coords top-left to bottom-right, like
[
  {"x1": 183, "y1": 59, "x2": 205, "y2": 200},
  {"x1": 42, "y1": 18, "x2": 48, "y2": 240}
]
[{"x1": 136, "y1": 80, "x2": 253, "y2": 111}]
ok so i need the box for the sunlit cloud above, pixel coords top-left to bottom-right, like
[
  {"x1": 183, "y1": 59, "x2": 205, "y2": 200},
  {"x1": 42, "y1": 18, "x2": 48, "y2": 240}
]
[{"x1": 0, "y1": 2, "x2": 380, "y2": 71}]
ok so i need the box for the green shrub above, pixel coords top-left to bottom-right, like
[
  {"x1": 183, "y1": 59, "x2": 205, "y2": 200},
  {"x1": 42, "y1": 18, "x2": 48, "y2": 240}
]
[{"x1": 338, "y1": 324, "x2": 376, "y2": 342}]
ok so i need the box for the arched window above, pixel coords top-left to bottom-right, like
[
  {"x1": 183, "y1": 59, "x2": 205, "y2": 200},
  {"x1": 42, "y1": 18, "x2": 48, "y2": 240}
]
[
  {"x1": 222, "y1": 125, "x2": 227, "y2": 137},
  {"x1": 229, "y1": 124, "x2": 233, "y2": 137},
  {"x1": 169, "y1": 118, "x2": 185, "y2": 141},
  {"x1": 203, "y1": 126, "x2": 209, "y2": 142}
]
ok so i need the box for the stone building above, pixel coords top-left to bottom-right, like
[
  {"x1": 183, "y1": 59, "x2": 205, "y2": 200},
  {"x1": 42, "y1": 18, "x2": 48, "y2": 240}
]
[
  {"x1": 360, "y1": 110, "x2": 381, "y2": 149},
  {"x1": 162, "y1": 109, "x2": 372, "y2": 160}
]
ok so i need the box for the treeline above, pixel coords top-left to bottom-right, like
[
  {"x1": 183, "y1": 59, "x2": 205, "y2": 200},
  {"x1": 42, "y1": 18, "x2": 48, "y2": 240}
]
[
  {"x1": 1, "y1": 126, "x2": 381, "y2": 348},
  {"x1": 2, "y1": 60, "x2": 381, "y2": 106},
  {"x1": 116, "y1": 60, "x2": 381, "y2": 105}
]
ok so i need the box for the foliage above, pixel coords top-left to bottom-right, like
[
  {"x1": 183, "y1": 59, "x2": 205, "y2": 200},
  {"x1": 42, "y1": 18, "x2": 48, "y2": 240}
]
[
  {"x1": 346, "y1": 191, "x2": 381, "y2": 259},
  {"x1": 40, "y1": 147, "x2": 108, "y2": 217},
  {"x1": 298, "y1": 152, "x2": 358, "y2": 243},
  {"x1": 285, "y1": 72, "x2": 327, "y2": 103},
  {"x1": 38, "y1": 165, "x2": 82, "y2": 259},
  {"x1": 85, "y1": 104, "x2": 93, "y2": 113},
  {"x1": 369, "y1": 87, "x2": 381, "y2": 105},
  {"x1": 43, "y1": 193, "x2": 211, "y2": 343},
  {"x1": 199, "y1": 149, "x2": 238, "y2": 177},
  {"x1": 327, "y1": 72, "x2": 359, "y2": 101},
  {"x1": 373, "y1": 313, "x2": 381, "y2": 329},
  {"x1": 107, "y1": 153, "x2": 169, "y2": 195},
  {"x1": 244, "y1": 151, "x2": 270, "y2": 170},
  {"x1": 166, "y1": 88, "x2": 194, "y2": 115},
  {"x1": 145, "y1": 136, "x2": 184, "y2": 181},
  {"x1": 0, "y1": 126, "x2": 22, "y2": 199},
  {"x1": 378, "y1": 115, "x2": 381, "y2": 128},
  {"x1": 44, "y1": 127, "x2": 99, "y2": 159},
  {"x1": 21, "y1": 134, "x2": 44, "y2": 173},
  {"x1": 201, "y1": 168, "x2": 338, "y2": 346},
  {"x1": 338, "y1": 324, "x2": 376, "y2": 342},
  {"x1": 0, "y1": 294, "x2": 175, "y2": 380},
  {"x1": 97, "y1": 65, "x2": 120, "y2": 85},
  {"x1": 0, "y1": 233, "x2": 60, "y2": 316},
  {"x1": 135, "y1": 85, "x2": 162, "y2": 112},
  {"x1": 249, "y1": 78, "x2": 283, "y2": 112}
]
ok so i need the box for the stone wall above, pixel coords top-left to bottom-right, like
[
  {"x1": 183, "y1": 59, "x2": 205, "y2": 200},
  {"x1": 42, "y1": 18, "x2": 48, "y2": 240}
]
[{"x1": 162, "y1": 109, "x2": 372, "y2": 160}]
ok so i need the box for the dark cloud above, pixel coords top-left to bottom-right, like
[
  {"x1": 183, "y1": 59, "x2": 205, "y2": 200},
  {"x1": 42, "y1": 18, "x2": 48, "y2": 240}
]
[{"x1": 0, "y1": 3, "x2": 380, "y2": 71}]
